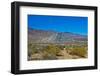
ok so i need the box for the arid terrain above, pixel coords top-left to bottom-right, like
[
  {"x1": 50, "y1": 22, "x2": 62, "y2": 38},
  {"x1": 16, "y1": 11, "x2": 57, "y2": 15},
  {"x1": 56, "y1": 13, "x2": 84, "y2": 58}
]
[{"x1": 28, "y1": 28, "x2": 88, "y2": 60}]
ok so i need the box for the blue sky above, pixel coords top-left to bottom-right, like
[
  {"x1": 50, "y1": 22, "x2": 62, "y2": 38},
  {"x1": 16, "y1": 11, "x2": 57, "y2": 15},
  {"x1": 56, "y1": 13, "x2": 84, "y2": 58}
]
[{"x1": 28, "y1": 15, "x2": 88, "y2": 35}]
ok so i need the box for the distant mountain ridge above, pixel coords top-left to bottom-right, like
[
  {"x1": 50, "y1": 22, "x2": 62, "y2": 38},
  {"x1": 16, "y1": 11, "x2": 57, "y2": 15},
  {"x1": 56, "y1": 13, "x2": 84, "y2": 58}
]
[{"x1": 28, "y1": 28, "x2": 87, "y2": 44}]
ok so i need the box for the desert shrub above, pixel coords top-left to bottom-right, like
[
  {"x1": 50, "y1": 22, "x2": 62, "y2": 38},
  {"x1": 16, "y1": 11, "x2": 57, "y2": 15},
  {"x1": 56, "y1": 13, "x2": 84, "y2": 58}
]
[
  {"x1": 42, "y1": 51, "x2": 57, "y2": 60},
  {"x1": 42, "y1": 44, "x2": 61, "y2": 59},
  {"x1": 65, "y1": 45, "x2": 71, "y2": 50},
  {"x1": 57, "y1": 45, "x2": 65, "y2": 50},
  {"x1": 65, "y1": 45, "x2": 73, "y2": 53},
  {"x1": 45, "y1": 44, "x2": 60, "y2": 54},
  {"x1": 28, "y1": 44, "x2": 40, "y2": 56},
  {"x1": 28, "y1": 43, "x2": 33, "y2": 57},
  {"x1": 28, "y1": 49, "x2": 32, "y2": 57},
  {"x1": 70, "y1": 46, "x2": 87, "y2": 57},
  {"x1": 31, "y1": 44, "x2": 42, "y2": 53},
  {"x1": 83, "y1": 43, "x2": 88, "y2": 47}
]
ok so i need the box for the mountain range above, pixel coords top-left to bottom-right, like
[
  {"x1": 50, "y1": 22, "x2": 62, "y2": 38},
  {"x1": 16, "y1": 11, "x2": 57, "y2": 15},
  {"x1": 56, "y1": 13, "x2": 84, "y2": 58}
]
[{"x1": 28, "y1": 28, "x2": 87, "y2": 44}]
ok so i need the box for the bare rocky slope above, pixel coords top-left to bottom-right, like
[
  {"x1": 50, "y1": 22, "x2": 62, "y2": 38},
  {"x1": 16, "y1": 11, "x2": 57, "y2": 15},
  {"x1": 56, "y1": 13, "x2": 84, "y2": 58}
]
[{"x1": 28, "y1": 28, "x2": 87, "y2": 44}]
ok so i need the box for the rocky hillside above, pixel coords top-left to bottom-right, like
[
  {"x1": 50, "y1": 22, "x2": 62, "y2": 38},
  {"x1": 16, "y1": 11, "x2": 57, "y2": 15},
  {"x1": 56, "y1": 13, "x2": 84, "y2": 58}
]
[{"x1": 28, "y1": 28, "x2": 87, "y2": 44}]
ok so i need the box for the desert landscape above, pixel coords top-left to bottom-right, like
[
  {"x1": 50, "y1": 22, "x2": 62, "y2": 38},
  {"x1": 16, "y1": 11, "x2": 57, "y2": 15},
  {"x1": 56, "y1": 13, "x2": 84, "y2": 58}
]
[{"x1": 28, "y1": 28, "x2": 88, "y2": 60}]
